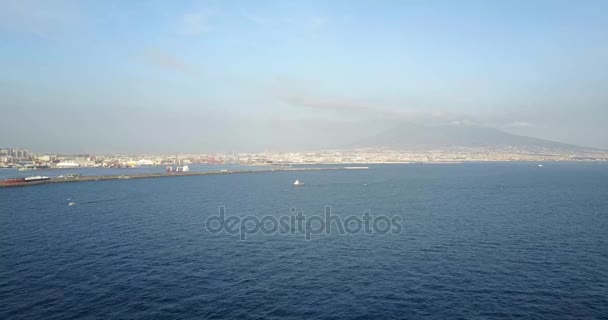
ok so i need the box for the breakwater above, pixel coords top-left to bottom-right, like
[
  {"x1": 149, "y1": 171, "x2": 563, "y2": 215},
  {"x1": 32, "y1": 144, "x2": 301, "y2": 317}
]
[{"x1": 0, "y1": 167, "x2": 345, "y2": 188}]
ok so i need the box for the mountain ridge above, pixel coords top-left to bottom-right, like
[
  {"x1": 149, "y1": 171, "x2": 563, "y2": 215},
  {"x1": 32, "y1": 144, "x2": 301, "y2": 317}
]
[{"x1": 349, "y1": 122, "x2": 595, "y2": 152}]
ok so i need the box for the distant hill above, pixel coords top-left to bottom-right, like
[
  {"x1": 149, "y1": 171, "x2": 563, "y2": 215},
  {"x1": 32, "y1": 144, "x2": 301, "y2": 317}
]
[{"x1": 351, "y1": 122, "x2": 591, "y2": 152}]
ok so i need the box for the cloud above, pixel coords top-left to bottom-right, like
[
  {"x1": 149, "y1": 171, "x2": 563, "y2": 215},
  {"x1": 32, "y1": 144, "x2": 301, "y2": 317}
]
[
  {"x1": 177, "y1": 10, "x2": 216, "y2": 35},
  {"x1": 279, "y1": 91, "x2": 456, "y2": 124},
  {"x1": 274, "y1": 79, "x2": 455, "y2": 122},
  {"x1": 277, "y1": 84, "x2": 537, "y2": 131},
  {"x1": 282, "y1": 95, "x2": 387, "y2": 114},
  {"x1": 502, "y1": 121, "x2": 534, "y2": 128},
  {"x1": 242, "y1": 12, "x2": 267, "y2": 26},
  {"x1": 449, "y1": 119, "x2": 537, "y2": 130},
  {"x1": 284, "y1": 15, "x2": 328, "y2": 29},
  {"x1": 242, "y1": 10, "x2": 328, "y2": 30},
  {"x1": 142, "y1": 50, "x2": 199, "y2": 76}
]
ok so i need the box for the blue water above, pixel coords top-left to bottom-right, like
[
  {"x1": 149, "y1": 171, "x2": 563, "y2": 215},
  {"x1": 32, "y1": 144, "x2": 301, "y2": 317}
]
[{"x1": 1, "y1": 163, "x2": 607, "y2": 319}]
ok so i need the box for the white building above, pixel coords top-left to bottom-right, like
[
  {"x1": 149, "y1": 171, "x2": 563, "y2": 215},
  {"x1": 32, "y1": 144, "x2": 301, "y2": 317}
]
[{"x1": 56, "y1": 162, "x2": 80, "y2": 168}]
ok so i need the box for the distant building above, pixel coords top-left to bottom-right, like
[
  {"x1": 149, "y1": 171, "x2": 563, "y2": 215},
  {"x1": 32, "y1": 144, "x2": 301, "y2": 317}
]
[
  {"x1": 2, "y1": 148, "x2": 29, "y2": 160},
  {"x1": 36, "y1": 155, "x2": 57, "y2": 162},
  {"x1": 56, "y1": 162, "x2": 80, "y2": 168}
]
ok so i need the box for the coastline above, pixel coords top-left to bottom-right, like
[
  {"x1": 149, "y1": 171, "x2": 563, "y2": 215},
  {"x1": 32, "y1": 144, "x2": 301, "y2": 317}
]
[{"x1": 0, "y1": 167, "x2": 346, "y2": 188}]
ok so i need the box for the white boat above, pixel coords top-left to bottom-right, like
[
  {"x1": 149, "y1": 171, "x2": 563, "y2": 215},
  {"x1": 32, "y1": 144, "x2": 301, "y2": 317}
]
[
  {"x1": 537, "y1": 164, "x2": 544, "y2": 167},
  {"x1": 24, "y1": 175, "x2": 50, "y2": 182},
  {"x1": 293, "y1": 179, "x2": 305, "y2": 187},
  {"x1": 168, "y1": 165, "x2": 190, "y2": 172}
]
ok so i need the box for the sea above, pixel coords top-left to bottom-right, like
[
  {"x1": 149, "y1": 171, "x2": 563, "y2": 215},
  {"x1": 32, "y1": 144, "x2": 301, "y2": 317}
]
[{"x1": 1, "y1": 162, "x2": 607, "y2": 319}]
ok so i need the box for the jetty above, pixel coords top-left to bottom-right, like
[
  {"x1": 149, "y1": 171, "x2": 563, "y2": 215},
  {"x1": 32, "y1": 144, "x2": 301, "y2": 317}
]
[{"x1": 0, "y1": 167, "x2": 345, "y2": 188}]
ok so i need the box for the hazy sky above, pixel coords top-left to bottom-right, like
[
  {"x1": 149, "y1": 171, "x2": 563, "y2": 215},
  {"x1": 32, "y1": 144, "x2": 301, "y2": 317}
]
[{"x1": 1, "y1": 0, "x2": 607, "y2": 153}]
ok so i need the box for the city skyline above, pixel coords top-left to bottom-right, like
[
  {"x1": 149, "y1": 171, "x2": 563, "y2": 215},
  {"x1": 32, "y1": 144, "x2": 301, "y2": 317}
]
[{"x1": 2, "y1": 144, "x2": 608, "y2": 169}]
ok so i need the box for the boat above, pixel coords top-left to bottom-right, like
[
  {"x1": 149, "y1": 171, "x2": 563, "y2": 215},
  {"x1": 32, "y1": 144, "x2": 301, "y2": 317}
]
[
  {"x1": 537, "y1": 164, "x2": 544, "y2": 167},
  {"x1": 1, "y1": 176, "x2": 51, "y2": 186},
  {"x1": 344, "y1": 166, "x2": 369, "y2": 170},
  {"x1": 293, "y1": 179, "x2": 305, "y2": 187},
  {"x1": 24, "y1": 176, "x2": 51, "y2": 182},
  {"x1": 18, "y1": 167, "x2": 36, "y2": 171},
  {"x1": 166, "y1": 165, "x2": 190, "y2": 172},
  {"x1": 58, "y1": 173, "x2": 81, "y2": 179},
  {"x1": 3, "y1": 177, "x2": 26, "y2": 184}
]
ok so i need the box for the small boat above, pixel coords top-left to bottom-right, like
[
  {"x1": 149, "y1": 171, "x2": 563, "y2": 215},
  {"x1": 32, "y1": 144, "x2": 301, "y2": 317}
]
[
  {"x1": 24, "y1": 176, "x2": 51, "y2": 182},
  {"x1": 3, "y1": 177, "x2": 26, "y2": 184},
  {"x1": 293, "y1": 179, "x2": 305, "y2": 187},
  {"x1": 167, "y1": 165, "x2": 190, "y2": 172},
  {"x1": 58, "y1": 173, "x2": 81, "y2": 179},
  {"x1": 537, "y1": 164, "x2": 544, "y2": 167},
  {"x1": 1, "y1": 176, "x2": 50, "y2": 185}
]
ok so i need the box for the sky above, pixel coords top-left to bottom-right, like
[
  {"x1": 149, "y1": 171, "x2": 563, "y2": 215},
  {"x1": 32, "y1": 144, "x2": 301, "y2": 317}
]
[{"x1": 0, "y1": 0, "x2": 607, "y2": 153}]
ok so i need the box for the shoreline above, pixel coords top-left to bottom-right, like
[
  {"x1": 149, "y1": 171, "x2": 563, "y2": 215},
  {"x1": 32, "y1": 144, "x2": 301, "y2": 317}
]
[
  {"x1": 0, "y1": 167, "x2": 346, "y2": 188},
  {"x1": 2, "y1": 161, "x2": 607, "y2": 188}
]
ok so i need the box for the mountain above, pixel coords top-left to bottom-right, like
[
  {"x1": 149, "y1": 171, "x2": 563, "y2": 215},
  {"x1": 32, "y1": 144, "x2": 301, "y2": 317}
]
[{"x1": 351, "y1": 123, "x2": 591, "y2": 151}]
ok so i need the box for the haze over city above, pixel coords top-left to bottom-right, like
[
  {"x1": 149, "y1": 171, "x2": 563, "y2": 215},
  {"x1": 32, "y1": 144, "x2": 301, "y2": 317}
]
[{"x1": 1, "y1": 0, "x2": 607, "y2": 153}]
